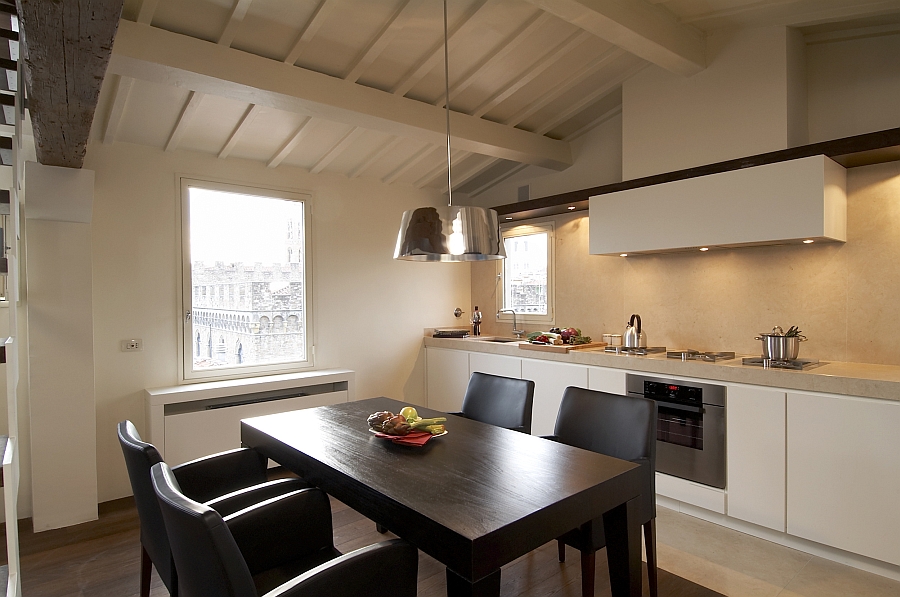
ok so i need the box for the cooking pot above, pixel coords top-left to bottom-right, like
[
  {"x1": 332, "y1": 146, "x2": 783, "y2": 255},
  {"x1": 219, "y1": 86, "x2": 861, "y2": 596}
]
[
  {"x1": 755, "y1": 327, "x2": 807, "y2": 360},
  {"x1": 624, "y1": 314, "x2": 647, "y2": 348}
]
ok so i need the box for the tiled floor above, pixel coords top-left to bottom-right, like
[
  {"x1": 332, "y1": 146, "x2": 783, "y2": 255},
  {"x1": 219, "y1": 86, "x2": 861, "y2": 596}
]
[{"x1": 655, "y1": 506, "x2": 900, "y2": 597}]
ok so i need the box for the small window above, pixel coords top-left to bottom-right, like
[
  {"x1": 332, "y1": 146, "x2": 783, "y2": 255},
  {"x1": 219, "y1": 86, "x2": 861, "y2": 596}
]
[
  {"x1": 497, "y1": 221, "x2": 554, "y2": 325},
  {"x1": 180, "y1": 178, "x2": 313, "y2": 381}
]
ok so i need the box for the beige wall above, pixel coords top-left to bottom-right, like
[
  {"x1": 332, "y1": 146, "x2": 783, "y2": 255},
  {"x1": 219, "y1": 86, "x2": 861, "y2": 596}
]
[
  {"x1": 83, "y1": 141, "x2": 471, "y2": 503},
  {"x1": 473, "y1": 161, "x2": 900, "y2": 366},
  {"x1": 807, "y1": 32, "x2": 900, "y2": 143},
  {"x1": 622, "y1": 26, "x2": 804, "y2": 180}
]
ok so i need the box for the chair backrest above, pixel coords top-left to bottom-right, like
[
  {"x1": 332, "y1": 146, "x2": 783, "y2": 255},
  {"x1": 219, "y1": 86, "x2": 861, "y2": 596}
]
[
  {"x1": 117, "y1": 420, "x2": 176, "y2": 591},
  {"x1": 460, "y1": 372, "x2": 535, "y2": 433},
  {"x1": 152, "y1": 461, "x2": 258, "y2": 597},
  {"x1": 554, "y1": 387, "x2": 657, "y2": 520}
]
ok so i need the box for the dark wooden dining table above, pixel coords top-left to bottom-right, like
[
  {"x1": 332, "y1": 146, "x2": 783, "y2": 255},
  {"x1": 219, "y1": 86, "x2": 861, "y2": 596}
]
[{"x1": 240, "y1": 397, "x2": 643, "y2": 597}]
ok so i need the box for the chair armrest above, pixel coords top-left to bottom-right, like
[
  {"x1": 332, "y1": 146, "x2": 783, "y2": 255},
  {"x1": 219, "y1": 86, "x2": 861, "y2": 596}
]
[
  {"x1": 171, "y1": 448, "x2": 268, "y2": 503},
  {"x1": 205, "y1": 477, "x2": 309, "y2": 517},
  {"x1": 225, "y1": 487, "x2": 335, "y2": 576},
  {"x1": 265, "y1": 539, "x2": 418, "y2": 597}
]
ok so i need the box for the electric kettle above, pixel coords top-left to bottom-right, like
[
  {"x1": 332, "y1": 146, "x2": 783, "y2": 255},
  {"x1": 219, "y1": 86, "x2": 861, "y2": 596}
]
[{"x1": 623, "y1": 314, "x2": 647, "y2": 348}]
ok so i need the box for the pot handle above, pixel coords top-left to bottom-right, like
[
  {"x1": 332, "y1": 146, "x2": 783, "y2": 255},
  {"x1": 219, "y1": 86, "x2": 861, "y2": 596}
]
[
  {"x1": 798, "y1": 335, "x2": 808, "y2": 342},
  {"x1": 754, "y1": 336, "x2": 764, "y2": 341},
  {"x1": 629, "y1": 314, "x2": 641, "y2": 334}
]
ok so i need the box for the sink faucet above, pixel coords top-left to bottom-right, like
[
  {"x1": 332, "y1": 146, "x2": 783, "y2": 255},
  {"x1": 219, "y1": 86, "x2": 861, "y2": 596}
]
[{"x1": 497, "y1": 309, "x2": 524, "y2": 338}]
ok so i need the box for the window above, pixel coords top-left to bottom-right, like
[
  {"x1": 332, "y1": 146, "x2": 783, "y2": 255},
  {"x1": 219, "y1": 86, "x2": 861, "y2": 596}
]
[
  {"x1": 180, "y1": 178, "x2": 313, "y2": 380},
  {"x1": 497, "y1": 221, "x2": 554, "y2": 324}
]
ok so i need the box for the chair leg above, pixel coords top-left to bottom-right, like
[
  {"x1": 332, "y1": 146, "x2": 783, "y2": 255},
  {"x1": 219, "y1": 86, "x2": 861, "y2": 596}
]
[
  {"x1": 580, "y1": 550, "x2": 595, "y2": 597},
  {"x1": 644, "y1": 519, "x2": 658, "y2": 597},
  {"x1": 140, "y1": 545, "x2": 152, "y2": 597},
  {"x1": 376, "y1": 523, "x2": 387, "y2": 534},
  {"x1": 557, "y1": 539, "x2": 566, "y2": 562}
]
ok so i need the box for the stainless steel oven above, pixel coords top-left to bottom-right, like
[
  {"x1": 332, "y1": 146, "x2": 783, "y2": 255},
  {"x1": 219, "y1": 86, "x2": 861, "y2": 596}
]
[{"x1": 626, "y1": 374, "x2": 726, "y2": 489}]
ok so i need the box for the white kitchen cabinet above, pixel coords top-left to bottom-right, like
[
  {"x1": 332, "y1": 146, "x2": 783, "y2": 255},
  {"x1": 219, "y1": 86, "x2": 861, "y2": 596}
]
[
  {"x1": 587, "y1": 366, "x2": 626, "y2": 395},
  {"x1": 787, "y1": 391, "x2": 900, "y2": 566},
  {"x1": 726, "y1": 385, "x2": 786, "y2": 531},
  {"x1": 469, "y1": 352, "x2": 522, "y2": 379},
  {"x1": 425, "y1": 347, "x2": 470, "y2": 412},
  {"x1": 522, "y1": 359, "x2": 588, "y2": 436}
]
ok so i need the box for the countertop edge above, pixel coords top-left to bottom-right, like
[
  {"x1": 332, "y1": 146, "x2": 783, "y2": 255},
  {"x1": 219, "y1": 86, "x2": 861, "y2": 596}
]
[{"x1": 424, "y1": 337, "x2": 900, "y2": 402}]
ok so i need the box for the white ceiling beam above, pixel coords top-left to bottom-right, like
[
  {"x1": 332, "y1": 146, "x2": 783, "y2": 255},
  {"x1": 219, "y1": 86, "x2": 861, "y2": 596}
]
[
  {"x1": 682, "y1": 0, "x2": 900, "y2": 27},
  {"x1": 136, "y1": 0, "x2": 159, "y2": 24},
  {"x1": 414, "y1": 148, "x2": 464, "y2": 188},
  {"x1": 349, "y1": 136, "x2": 403, "y2": 178},
  {"x1": 468, "y1": 162, "x2": 529, "y2": 197},
  {"x1": 344, "y1": 0, "x2": 427, "y2": 83},
  {"x1": 283, "y1": 0, "x2": 334, "y2": 65},
  {"x1": 268, "y1": 117, "x2": 316, "y2": 168},
  {"x1": 384, "y1": 145, "x2": 439, "y2": 184},
  {"x1": 437, "y1": 11, "x2": 551, "y2": 107},
  {"x1": 563, "y1": 104, "x2": 621, "y2": 141},
  {"x1": 109, "y1": 20, "x2": 573, "y2": 170},
  {"x1": 455, "y1": 155, "x2": 500, "y2": 188},
  {"x1": 391, "y1": 0, "x2": 489, "y2": 97},
  {"x1": 523, "y1": 0, "x2": 705, "y2": 76},
  {"x1": 536, "y1": 60, "x2": 646, "y2": 134},
  {"x1": 218, "y1": 0, "x2": 255, "y2": 47},
  {"x1": 310, "y1": 127, "x2": 365, "y2": 174},
  {"x1": 471, "y1": 30, "x2": 591, "y2": 118},
  {"x1": 165, "y1": 90, "x2": 204, "y2": 152},
  {"x1": 218, "y1": 103, "x2": 260, "y2": 158},
  {"x1": 503, "y1": 47, "x2": 624, "y2": 126},
  {"x1": 103, "y1": 75, "x2": 134, "y2": 144}
]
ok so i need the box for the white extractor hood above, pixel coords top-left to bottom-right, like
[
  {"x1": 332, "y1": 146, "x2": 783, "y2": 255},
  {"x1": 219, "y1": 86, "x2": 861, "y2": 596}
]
[{"x1": 589, "y1": 155, "x2": 847, "y2": 255}]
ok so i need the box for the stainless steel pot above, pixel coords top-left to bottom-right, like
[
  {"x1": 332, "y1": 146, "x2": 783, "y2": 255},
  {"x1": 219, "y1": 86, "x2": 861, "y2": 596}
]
[{"x1": 755, "y1": 329, "x2": 807, "y2": 360}]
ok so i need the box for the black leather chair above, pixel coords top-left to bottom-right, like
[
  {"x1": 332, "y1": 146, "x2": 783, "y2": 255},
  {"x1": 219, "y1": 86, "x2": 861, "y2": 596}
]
[
  {"x1": 151, "y1": 461, "x2": 419, "y2": 597},
  {"x1": 453, "y1": 372, "x2": 535, "y2": 433},
  {"x1": 546, "y1": 387, "x2": 658, "y2": 597},
  {"x1": 118, "y1": 420, "x2": 308, "y2": 597}
]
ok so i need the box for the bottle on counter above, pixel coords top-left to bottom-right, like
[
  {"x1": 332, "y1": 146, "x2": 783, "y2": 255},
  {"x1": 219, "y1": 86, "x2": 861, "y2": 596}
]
[{"x1": 472, "y1": 306, "x2": 482, "y2": 336}]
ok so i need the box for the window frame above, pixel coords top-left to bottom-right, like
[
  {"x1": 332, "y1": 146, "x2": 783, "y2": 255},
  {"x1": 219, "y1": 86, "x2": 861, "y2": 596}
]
[
  {"x1": 496, "y1": 220, "x2": 555, "y2": 326},
  {"x1": 178, "y1": 176, "x2": 315, "y2": 383}
]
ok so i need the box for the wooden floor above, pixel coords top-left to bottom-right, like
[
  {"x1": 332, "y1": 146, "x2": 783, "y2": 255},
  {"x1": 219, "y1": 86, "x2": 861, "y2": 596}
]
[{"x1": 2, "y1": 495, "x2": 721, "y2": 597}]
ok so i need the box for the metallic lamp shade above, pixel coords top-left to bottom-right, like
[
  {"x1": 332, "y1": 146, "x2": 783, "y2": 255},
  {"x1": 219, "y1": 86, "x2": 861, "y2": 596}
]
[{"x1": 394, "y1": 205, "x2": 506, "y2": 261}]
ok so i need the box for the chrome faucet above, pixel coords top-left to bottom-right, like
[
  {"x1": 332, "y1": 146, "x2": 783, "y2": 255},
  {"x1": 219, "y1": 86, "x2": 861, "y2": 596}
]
[{"x1": 498, "y1": 309, "x2": 524, "y2": 338}]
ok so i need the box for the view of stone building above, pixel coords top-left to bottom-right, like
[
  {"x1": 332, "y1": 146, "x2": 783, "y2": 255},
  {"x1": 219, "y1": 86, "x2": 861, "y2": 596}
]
[{"x1": 191, "y1": 219, "x2": 306, "y2": 369}]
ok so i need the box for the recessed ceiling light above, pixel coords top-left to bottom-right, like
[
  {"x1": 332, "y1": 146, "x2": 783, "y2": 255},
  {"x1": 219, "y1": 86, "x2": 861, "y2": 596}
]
[
  {"x1": 505, "y1": 217, "x2": 513, "y2": 220},
  {"x1": 803, "y1": 239, "x2": 814, "y2": 244},
  {"x1": 567, "y1": 206, "x2": 576, "y2": 211},
  {"x1": 620, "y1": 253, "x2": 628, "y2": 257},
  {"x1": 699, "y1": 247, "x2": 709, "y2": 252}
]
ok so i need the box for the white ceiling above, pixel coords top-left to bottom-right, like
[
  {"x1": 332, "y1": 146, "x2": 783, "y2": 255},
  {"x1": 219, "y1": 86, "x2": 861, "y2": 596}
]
[{"x1": 94, "y1": 0, "x2": 900, "y2": 196}]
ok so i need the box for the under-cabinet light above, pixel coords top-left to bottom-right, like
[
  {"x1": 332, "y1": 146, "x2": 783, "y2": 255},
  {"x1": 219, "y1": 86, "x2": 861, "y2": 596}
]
[
  {"x1": 803, "y1": 239, "x2": 814, "y2": 244},
  {"x1": 699, "y1": 247, "x2": 709, "y2": 251},
  {"x1": 620, "y1": 253, "x2": 628, "y2": 257}
]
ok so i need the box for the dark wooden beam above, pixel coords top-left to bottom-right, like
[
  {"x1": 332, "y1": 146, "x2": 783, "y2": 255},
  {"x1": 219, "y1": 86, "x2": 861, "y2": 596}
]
[
  {"x1": 16, "y1": 0, "x2": 124, "y2": 168},
  {"x1": 495, "y1": 126, "x2": 900, "y2": 222}
]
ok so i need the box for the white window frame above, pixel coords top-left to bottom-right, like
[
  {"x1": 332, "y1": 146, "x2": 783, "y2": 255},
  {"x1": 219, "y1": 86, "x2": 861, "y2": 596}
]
[
  {"x1": 178, "y1": 177, "x2": 315, "y2": 382},
  {"x1": 496, "y1": 220, "x2": 555, "y2": 326}
]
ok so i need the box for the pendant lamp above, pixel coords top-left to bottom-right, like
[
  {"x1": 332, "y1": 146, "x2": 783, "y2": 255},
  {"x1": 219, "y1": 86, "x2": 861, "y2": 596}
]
[{"x1": 393, "y1": 0, "x2": 505, "y2": 262}]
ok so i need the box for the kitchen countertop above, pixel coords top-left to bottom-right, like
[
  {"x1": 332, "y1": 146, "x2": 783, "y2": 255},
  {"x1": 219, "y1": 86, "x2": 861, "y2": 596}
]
[{"x1": 424, "y1": 337, "x2": 900, "y2": 402}]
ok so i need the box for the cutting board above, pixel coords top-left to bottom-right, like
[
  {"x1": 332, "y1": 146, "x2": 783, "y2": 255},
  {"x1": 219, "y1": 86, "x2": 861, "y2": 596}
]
[{"x1": 519, "y1": 341, "x2": 607, "y2": 353}]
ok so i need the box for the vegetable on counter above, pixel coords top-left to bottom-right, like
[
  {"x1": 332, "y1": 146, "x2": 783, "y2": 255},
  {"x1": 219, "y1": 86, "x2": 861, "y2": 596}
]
[{"x1": 527, "y1": 327, "x2": 591, "y2": 345}]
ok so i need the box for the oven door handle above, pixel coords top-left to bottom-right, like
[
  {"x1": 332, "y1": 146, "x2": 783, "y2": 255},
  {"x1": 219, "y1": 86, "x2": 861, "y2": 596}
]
[{"x1": 654, "y1": 399, "x2": 704, "y2": 414}]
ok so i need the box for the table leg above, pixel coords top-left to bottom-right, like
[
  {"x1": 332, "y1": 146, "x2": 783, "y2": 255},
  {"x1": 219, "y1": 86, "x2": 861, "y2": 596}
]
[
  {"x1": 446, "y1": 567, "x2": 501, "y2": 597},
  {"x1": 602, "y1": 496, "x2": 642, "y2": 597}
]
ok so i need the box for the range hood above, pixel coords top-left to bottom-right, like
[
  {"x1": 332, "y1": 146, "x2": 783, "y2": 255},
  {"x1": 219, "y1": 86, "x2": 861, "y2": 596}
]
[{"x1": 589, "y1": 155, "x2": 846, "y2": 256}]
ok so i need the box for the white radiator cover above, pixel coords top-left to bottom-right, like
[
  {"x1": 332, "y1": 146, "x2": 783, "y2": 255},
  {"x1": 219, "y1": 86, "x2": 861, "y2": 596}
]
[{"x1": 589, "y1": 155, "x2": 847, "y2": 255}]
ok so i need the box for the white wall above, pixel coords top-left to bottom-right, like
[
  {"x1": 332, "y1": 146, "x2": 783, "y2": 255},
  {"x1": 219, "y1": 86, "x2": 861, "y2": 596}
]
[
  {"x1": 807, "y1": 32, "x2": 900, "y2": 143},
  {"x1": 472, "y1": 115, "x2": 623, "y2": 208},
  {"x1": 622, "y1": 26, "x2": 802, "y2": 180},
  {"x1": 83, "y1": 141, "x2": 471, "y2": 502}
]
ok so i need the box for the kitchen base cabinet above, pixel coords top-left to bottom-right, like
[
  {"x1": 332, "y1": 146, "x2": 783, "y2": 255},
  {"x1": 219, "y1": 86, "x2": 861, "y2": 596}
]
[
  {"x1": 522, "y1": 359, "x2": 588, "y2": 436},
  {"x1": 587, "y1": 366, "x2": 626, "y2": 395},
  {"x1": 726, "y1": 385, "x2": 786, "y2": 531},
  {"x1": 469, "y1": 352, "x2": 522, "y2": 379},
  {"x1": 787, "y1": 392, "x2": 900, "y2": 567},
  {"x1": 425, "y1": 348, "x2": 469, "y2": 412}
]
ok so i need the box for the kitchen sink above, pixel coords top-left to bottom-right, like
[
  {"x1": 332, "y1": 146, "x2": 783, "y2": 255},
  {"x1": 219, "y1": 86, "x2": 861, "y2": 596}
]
[{"x1": 473, "y1": 337, "x2": 521, "y2": 343}]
